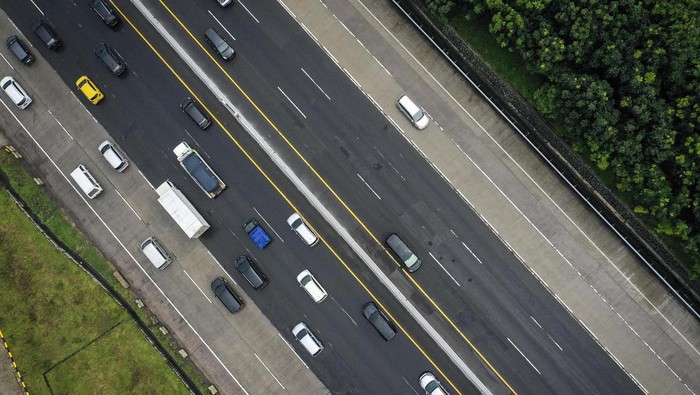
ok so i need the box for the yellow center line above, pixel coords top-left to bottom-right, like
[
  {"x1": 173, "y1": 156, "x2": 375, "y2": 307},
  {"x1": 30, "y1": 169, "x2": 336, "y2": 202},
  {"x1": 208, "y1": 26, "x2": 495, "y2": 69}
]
[{"x1": 111, "y1": 1, "x2": 515, "y2": 393}]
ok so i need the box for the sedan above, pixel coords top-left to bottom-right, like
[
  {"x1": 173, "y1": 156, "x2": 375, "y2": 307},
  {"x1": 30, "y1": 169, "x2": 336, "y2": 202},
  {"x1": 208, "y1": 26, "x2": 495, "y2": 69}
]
[
  {"x1": 211, "y1": 277, "x2": 243, "y2": 313},
  {"x1": 234, "y1": 255, "x2": 268, "y2": 290},
  {"x1": 94, "y1": 43, "x2": 125, "y2": 76}
]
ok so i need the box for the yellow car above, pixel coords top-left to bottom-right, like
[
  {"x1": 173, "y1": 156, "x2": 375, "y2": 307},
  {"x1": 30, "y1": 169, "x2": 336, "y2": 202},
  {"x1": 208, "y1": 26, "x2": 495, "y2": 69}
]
[{"x1": 76, "y1": 76, "x2": 104, "y2": 104}]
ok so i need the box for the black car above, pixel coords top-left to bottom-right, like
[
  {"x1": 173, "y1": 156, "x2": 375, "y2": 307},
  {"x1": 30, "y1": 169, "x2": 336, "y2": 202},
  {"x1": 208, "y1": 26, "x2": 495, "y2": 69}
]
[
  {"x1": 234, "y1": 255, "x2": 268, "y2": 290},
  {"x1": 180, "y1": 97, "x2": 211, "y2": 129},
  {"x1": 89, "y1": 0, "x2": 119, "y2": 28},
  {"x1": 204, "y1": 28, "x2": 234, "y2": 60},
  {"x1": 211, "y1": 277, "x2": 243, "y2": 313},
  {"x1": 94, "y1": 43, "x2": 125, "y2": 76},
  {"x1": 32, "y1": 20, "x2": 61, "y2": 51},
  {"x1": 362, "y1": 302, "x2": 397, "y2": 341},
  {"x1": 6, "y1": 36, "x2": 34, "y2": 65}
]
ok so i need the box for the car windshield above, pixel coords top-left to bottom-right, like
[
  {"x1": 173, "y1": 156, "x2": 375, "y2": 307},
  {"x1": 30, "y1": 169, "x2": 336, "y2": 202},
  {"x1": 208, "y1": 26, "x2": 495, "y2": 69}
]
[
  {"x1": 182, "y1": 154, "x2": 218, "y2": 193},
  {"x1": 296, "y1": 328, "x2": 308, "y2": 339},
  {"x1": 425, "y1": 381, "x2": 440, "y2": 392},
  {"x1": 292, "y1": 218, "x2": 303, "y2": 228},
  {"x1": 300, "y1": 275, "x2": 311, "y2": 286}
]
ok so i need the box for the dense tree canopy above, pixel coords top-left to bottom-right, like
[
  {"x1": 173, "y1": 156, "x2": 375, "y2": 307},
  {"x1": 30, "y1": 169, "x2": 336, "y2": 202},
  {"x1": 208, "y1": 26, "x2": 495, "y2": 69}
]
[{"x1": 426, "y1": 0, "x2": 700, "y2": 276}]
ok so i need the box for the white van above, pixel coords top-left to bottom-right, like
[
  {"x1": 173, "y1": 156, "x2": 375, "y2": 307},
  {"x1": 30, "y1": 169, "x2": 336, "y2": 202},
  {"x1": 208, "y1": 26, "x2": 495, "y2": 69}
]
[
  {"x1": 70, "y1": 164, "x2": 103, "y2": 199},
  {"x1": 1, "y1": 76, "x2": 32, "y2": 110},
  {"x1": 141, "y1": 237, "x2": 171, "y2": 269},
  {"x1": 396, "y1": 95, "x2": 429, "y2": 130},
  {"x1": 287, "y1": 212, "x2": 319, "y2": 247},
  {"x1": 292, "y1": 322, "x2": 324, "y2": 357}
]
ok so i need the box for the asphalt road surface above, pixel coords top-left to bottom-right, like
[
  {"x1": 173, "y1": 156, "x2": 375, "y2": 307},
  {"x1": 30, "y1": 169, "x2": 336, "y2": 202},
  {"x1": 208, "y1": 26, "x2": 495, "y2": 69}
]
[{"x1": 0, "y1": 0, "x2": 640, "y2": 394}]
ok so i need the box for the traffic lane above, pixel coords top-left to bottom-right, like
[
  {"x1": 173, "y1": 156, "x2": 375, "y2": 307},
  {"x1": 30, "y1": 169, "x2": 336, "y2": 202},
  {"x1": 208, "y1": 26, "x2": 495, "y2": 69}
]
[
  {"x1": 13, "y1": 0, "x2": 476, "y2": 392},
  {"x1": 176, "y1": 1, "x2": 640, "y2": 392}
]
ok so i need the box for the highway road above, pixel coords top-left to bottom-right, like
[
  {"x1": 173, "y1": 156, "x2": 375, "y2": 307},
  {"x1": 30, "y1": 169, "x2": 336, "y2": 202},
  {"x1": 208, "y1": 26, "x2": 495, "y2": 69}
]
[
  {"x1": 0, "y1": 0, "x2": 477, "y2": 393},
  {"x1": 0, "y1": 0, "x2": 641, "y2": 394}
]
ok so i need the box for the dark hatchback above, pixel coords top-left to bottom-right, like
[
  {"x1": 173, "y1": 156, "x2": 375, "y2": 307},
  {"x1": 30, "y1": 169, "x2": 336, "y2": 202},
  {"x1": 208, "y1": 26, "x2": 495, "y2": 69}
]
[
  {"x1": 94, "y1": 43, "x2": 125, "y2": 76},
  {"x1": 235, "y1": 255, "x2": 268, "y2": 290},
  {"x1": 89, "y1": 0, "x2": 119, "y2": 28},
  {"x1": 362, "y1": 302, "x2": 397, "y2": 341},
  {"x1": 211, "y1": 277, "x2": 243, "y2": 313},
  {"x1": 33, "y1": 20, "x2": 61, "y2": 51},
  {"x1": 180, "y1": 97, "x2": 211, "y2": 129},
  {"x1": 6, "y1": 36, "x2": 34, "y2": 65}
]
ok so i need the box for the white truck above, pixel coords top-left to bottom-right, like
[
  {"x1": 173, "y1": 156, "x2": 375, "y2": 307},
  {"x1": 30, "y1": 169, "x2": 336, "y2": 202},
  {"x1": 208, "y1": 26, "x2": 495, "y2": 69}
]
[
  {"x1": 156, "y1": 181, "x2": 210, "y2": 238},
  {"x1": 173, "y1": 142, "x2": 226, "y2": 198}
]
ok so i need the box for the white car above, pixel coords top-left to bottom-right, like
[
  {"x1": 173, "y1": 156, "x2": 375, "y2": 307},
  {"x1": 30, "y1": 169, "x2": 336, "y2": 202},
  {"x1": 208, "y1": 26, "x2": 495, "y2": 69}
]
[
  {"x1": 1, "y1": 76, "x2": 32, "y2": 110},
  {"x1": 419, "y1": 372, "x2": 449, "y2": 394},
  {"x1": 287, "y1": 212, "x2": 319, "y2": 247},
  {"x1": 215, "y1": 0, "x2": 232, "y2": 6},
  {"x1": 396, "y1": 94, "x2": 429, "y2": 130},
  {"x1": 297, "y1": 270, "x2": 327, "y2": 303},
  {"x1": 292, "y1": 322, "x2": 323, "y2": 357},
  {"x1": 98, "y1": 141, "x2": 129, "y2": 172}
]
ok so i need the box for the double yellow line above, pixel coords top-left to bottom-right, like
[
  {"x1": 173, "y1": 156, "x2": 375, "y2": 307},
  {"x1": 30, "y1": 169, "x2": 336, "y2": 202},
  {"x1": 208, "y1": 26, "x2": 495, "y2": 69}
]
[{"x1": 110, "y1": 1, "x2": 516, "y2": 393}]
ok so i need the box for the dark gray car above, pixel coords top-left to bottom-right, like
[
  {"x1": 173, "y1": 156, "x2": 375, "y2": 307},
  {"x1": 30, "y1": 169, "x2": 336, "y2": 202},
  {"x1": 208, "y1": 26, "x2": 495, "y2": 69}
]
[
  {"x1": 235, "y1": 255, "x2": 268, "y2": 290},
  {"x1": 386, "y1": 233, "x2": 422, "y2": 272},
  {"x1": 33, "y1": 20, "x2": 61, "y2": 51},
  {"x1": 362, "y1": 301, "x2": 397, "y2": 341},
  {"x1": 204, "y1": 28, "x2": 234, "y2": 60},
  {"x1": 180, "y1": 97, "x2": 211, "y2": 129},
  {"x1": 94, "y1": 43, "x2": 125, "y2": 76},
  {"x1": 211, "y1": 277, "x2": 243, "y2": 313},
  {"x1": 6, "y1": 36, "x2": 34, "y2": 65},
  {"x1": 89, "y1": 0, "x2": 119, "y2": 28}
]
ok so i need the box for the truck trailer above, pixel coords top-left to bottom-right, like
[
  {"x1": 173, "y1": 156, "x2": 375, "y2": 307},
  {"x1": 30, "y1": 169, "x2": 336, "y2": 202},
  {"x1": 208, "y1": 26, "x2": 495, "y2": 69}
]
[{"x1": 156, "y1": 181, "x2": 210, "y2": 238}]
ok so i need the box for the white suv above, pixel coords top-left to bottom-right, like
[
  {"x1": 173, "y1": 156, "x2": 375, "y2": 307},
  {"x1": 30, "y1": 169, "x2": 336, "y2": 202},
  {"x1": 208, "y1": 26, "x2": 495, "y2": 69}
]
[
  {"x1": 292, "y1": 322, "x2": 323, "y2": 357},
  {"x1": 287, "y1": 212, "x2": 319, "y2": 247},
  {"x1": 1, "y1": 76, "x2": 32, "y2": 110},
  {"x1": 297, "y1": 270, "x2": 327, "y2": 303}
]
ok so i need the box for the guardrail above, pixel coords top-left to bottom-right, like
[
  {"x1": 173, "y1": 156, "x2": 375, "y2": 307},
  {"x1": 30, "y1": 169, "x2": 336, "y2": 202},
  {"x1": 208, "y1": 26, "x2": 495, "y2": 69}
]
[{"x1": 391, "y1": 0, "x2": 700, "y2": 320}]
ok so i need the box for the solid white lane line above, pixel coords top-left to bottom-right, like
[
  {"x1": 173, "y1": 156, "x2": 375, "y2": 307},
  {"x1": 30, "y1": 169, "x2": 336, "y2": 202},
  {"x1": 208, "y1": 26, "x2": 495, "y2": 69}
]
[
  {"x1": 0, "y1": 52, "x2": 14, "y2": 69},
  {"x1": 301, "y1": 68, "x2": 331, "y2": 100},
  {"x1": 208, "y1": 251, "x2": 237, "y2": 285},
  {"x1": 429, "y1": 252, "x2": 460, "y2": 286},
  {"x1": 278, "y1": 87, "x2": 306, "y2": 118},
  {"x1": 237, "y1": 0, "x2": 259, "y2": 23},
  {"x1": 115, "y1": 189, "x2": 142, "y2": 221},
  {"x1": 508, "y1": 338, "x2": 541, "y2": 374},
  {"x1": 183, "y1": 269, "x2": 213, "y2": 303},
  {"x1": 208, "y1": 10, "x2": 236, "y2": 40},
  {"x1": 30, "y1": 0, "x2": 44, "y2": 15},
  {"x1": 330, "y1": 296, "x2": 358, "y2": 326},
  {"x1": 461, "y1": 241, "x2": 483, "y2": 264},
  {"x1": 254, "y1": 353, "x2": 285, "y2": 389},
  {"x1": 253, "y1": 206, "x2": 284, "y2": 242},
  {"x1": 138, "y1": 170, "x2": 155, "y2": 190},
  {"x1": 357, "y1": 173, "x2": 381, "y2": 200},
  {"x1": 278, "y1": 333, "x2": 308, "y2": 369}
]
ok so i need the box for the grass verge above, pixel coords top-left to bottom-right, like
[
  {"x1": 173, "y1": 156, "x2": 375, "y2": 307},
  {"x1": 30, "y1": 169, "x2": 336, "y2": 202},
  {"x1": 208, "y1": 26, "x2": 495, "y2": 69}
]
[{"x1": 0, "y1": 149, "x2": 207, "y2": 393}]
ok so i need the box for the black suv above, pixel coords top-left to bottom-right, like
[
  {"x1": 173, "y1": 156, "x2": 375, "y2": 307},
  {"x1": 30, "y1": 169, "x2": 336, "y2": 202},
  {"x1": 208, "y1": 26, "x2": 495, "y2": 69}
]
[
  {"x1": 89, "y1": 0, "x2": 119, "y2": 28},
  {"x1": 211, "y1": 277, "x2": 243, "y2": 313},
  {"x1": 180, "y1": 97, "x2": 211, "y2": 129},
  {"x1": 94, "y1": 43, "x2": 125, "y2": 76},
  {"x1": 6, "y1": 36, "x2": 34, "y2": 65},
  {"x1": 235, "y1": 256, "x2": 268, "y2": 290},
  {"x1": 204, "y1": 28, "x2": 234, "y2": 60},
  {"x1": 33, "y1": 20, "x2": 61, "y2": 51},
  {"x1": 362, "y1": 302, "x2": 397, "y2": 341}
]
